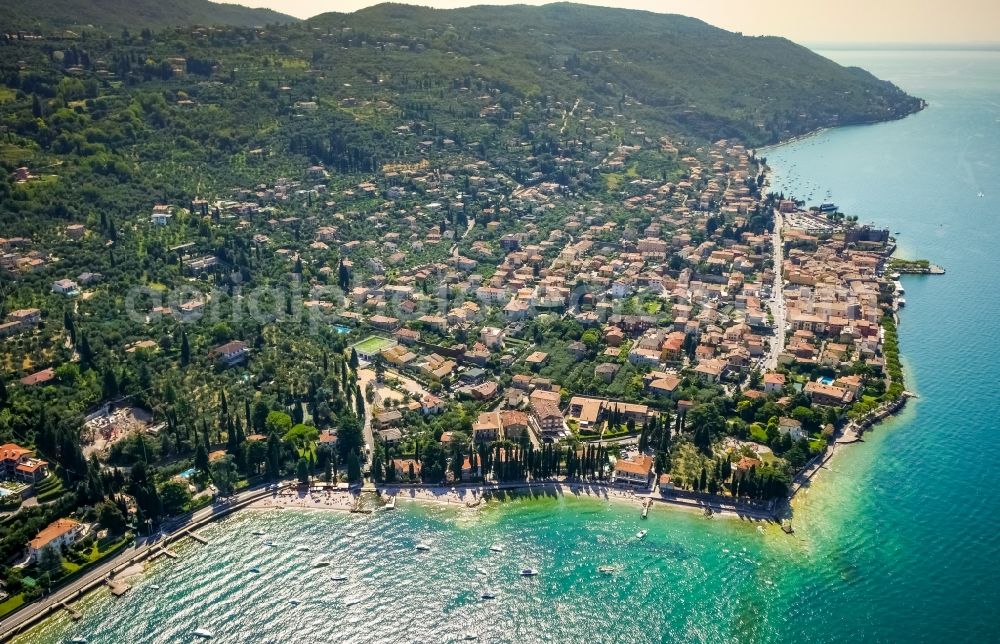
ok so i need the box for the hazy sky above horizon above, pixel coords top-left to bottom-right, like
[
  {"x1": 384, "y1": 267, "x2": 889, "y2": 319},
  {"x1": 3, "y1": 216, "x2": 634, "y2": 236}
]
[{"x1": 230, "y1": 0, "x2": 997, "y2": 44}]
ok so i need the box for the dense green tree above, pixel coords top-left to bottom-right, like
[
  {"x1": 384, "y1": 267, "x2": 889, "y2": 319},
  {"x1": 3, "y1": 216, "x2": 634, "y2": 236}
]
[
  {"x1": 265, "y1": 433, "x2": 282, "y2": 480},
  {"x1": 195, "y1": 443, "x2": 210, "y2": 474},
  {"x1": 210, "y1": 456, "x2": 237, "y2": 496},
  {"x1": 37, "y1": 544, "x2": 63, "y2": 576},
  {"x1": 99, "y1": 502, "x2": 127, "y2": 535},
  {"x1": 346, "y1": 451, "x2": 362, "y2": 485},
  {"x1": 160, "y1": 480, "x2": 192, "y2": 515},
  {"x1": 180, "y1": 332, "x2": 190, "y2": 367}
]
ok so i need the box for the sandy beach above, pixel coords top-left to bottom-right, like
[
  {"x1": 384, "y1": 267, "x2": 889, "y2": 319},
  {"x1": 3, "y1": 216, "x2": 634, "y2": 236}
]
[
  {"x1": 245, "y1": 480, "x2": 769, "y2": 523},
  {"x1": 248, "y1": 488, "x2": 357, "y2": 512}
]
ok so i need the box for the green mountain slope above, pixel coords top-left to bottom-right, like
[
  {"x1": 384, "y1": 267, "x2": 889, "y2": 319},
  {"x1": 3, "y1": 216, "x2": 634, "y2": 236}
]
[
  {"x1": 308, "y1": 2, "x2": 921, "y2": 144},
  {"x1": 0, "y1": 0, "x2": 297, "y2": 32}
]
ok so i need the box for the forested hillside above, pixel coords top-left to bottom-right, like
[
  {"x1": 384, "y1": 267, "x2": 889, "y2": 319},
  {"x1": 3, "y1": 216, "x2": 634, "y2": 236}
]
[
  {"x1": 311, "y1": 2, "x2": 922, "y2": 144},
  {"x1": 0, "y1": 0, "x2": 296, "y2": 32}
]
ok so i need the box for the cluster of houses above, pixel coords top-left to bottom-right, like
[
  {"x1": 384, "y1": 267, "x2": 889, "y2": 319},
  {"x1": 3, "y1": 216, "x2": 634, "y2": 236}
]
[
  {"x1": 0, "y1": 443, "x2": 49, "y2": 484},
  {"x1": 775, "y1": 222, "x2": 893, "y2": 407},
  {"x1": 0, "y1": 308, "x2": 41, "y2": 338},
  {"x1": 330, "y1": 141, "x2": 785, "y2": 450},
  {"x1": 0, "y1": 236, "x2": 47, "y2": 274},
  {"x1": 338, "y1": 130, "x2": 896, "y2": 486}
]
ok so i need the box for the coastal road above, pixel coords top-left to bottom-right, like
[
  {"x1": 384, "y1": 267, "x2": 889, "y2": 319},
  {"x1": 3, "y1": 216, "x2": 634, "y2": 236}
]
[
  {"x1": 765, "y1": 210, "x2": 787, "y2": 370},
  {"x1": 0, "y1": 484, "x2": 283, "y2": 642}
]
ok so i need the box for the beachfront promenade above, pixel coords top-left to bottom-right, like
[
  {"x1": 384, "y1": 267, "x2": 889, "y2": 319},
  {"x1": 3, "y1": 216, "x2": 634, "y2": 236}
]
[
  {"x1": 380, "y1": 479, "x2": 778, "y2": 521},
  {"x1": 0, "y1": 483, "x2": 287, "y2": 642}
]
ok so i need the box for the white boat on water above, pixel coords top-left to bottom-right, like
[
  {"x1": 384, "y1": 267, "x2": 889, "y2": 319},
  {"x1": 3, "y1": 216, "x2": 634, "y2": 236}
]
[
  {"x1": 289, "y1": 599, "x2": 302, "y2": 606},
  {"x1": 636, "y1": 530, "x2": 648, "y2": 540},
  {"x1": 978, "y1": 192, "x2": 985, "y2": 197},
  {"x1": 249, "y1": 567, "x2": 261, "y2": 574},
  {"x1": 489, "y1": 544, "x2": 505, "y2": 553},
  {"x1": 193, "y1": 628, "x2": 214, "y2": 639},
  {"x1": 520, "y1": 568, "x2": 538, "y2": 577},
  {"x1": 297, "y1": 545, "x2": 311, "y2": 552},
  {"x1": 262, "y1": 540, "x2": 278, "y2": 547},
  {"x1": 344, "y1": 597, "x2": 363, "y2": 607},
  {"x1": 314, "y1": 559, "x2": 332, "y2": 568},
  {"x1": 331, "y1": 574, "x2": 349, "y2": 582},
  {"x1": 252, "y1": 530, "x2": 266, "y2": 536},
  {"x1": 149, "y1": 584, "x2": 161, "y2": 590},
  {"x1": 69, "y1": 638, "x2": 88, "y2": 644},
  {"x1": 898, "y1": 298, "x2": 906, "y2": 307},
  {"x1": 415, "y1": 542, "x2": 432, "y2": 551},
  {"x1": 481, "y1": 591, "x2": 497, "y2": 600},
  {"x1": 598, "y1": 565, "x2": 618, "y2": 574}
]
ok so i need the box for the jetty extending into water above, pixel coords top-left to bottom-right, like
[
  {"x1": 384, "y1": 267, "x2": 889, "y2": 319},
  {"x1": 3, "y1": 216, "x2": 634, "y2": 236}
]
[{"x1": 106, "y1": 579, "x2": 130, "y2": 597}]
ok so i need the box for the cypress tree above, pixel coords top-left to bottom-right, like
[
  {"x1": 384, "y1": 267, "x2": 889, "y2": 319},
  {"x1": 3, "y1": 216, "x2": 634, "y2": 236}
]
[{"x1": 180, "y1": 332, "x2": 190, "y2": 367}]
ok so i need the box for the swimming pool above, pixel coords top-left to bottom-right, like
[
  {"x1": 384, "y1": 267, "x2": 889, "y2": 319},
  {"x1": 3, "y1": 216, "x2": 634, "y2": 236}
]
[
  {"x1": 178, "y1": 468, "x2": 197, "y2": 479},
  {"x1": 332, "y1": 324, "x2": 351, "y2": 334}
]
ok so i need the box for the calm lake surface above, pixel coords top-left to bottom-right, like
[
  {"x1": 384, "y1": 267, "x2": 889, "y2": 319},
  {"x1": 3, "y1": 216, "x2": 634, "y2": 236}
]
[{"x1": 20, "y1": 49, "x2": 1000, "y2": 643}]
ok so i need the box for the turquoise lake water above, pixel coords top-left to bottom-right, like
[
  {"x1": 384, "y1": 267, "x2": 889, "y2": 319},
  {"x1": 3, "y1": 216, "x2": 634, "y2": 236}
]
[{"x1": 19, "y1": 49, "x2": 1000, "y2": 643}]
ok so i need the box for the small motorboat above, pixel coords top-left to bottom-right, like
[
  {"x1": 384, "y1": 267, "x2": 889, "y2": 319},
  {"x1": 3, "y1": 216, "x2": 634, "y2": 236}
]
[
  {"x1": 598, "y1": 565, "x2": 618, "y2": 574},
  {"x1": 289, "y1": 598, "x2": 302, "y2": 606},
  {"x1": 331, "y1": 574, "x2": 349, "y2": 582},
  {"x1": 297, "y1": 545, "x2": 311, "y2": 552},
  {"x1": 978, "y1": 192, "x2": 985, "y2": 198},
  {"x1": 520, "y1": 568, "x2": 538, "y2": 577},
  {"x1": 149, "y1": 584, "x2": 161, "y2": 590},
  {"x1": 344, "y1": 597, "x2": 362, "y2": 607},
  {"x1": 415, "y1": 542, "x2": 432, "y2": 551},
  {"x1": 193, "y1": 628, "x2": 214, "y2": 639},
  {"x1": 252, "y1": 530, "x2": 266, "y2": 536},
  {"x1": 489, "y1": 544, "x2": 505, "y2": 553},
  {"x1": 69, "y1": 638, "x2": 88, "y2": 644},
  {"x1": 636, "y1": 530, "x2": 648, "y2": 540},
  {"x1": 480, "y1": 590, "x2": 497, "y2": 600},
  {"x1": 313, "y1": 559, "x2": 332, "y2": 568},
  {"x1": 262, "y1": 540, "x2": 278, "y2": 547}
]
